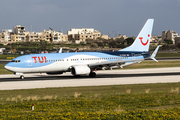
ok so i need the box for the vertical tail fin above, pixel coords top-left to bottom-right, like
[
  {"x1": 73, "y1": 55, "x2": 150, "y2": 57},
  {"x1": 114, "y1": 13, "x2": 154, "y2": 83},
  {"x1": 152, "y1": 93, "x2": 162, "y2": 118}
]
[{"x1": 120, "y1": 19, "x2": 154, "y2": 52}]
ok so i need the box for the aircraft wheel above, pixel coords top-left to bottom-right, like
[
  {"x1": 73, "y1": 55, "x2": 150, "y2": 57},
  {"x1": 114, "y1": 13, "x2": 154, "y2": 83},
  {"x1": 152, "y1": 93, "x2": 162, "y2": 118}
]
[
  {"x1": 20, "y1": 75, "x2": 24, "y2": 79},
  {"x1": 74, "y1": 75, "x2": 81, "y2": 77},
  {"x1": 89, "y1": 72, "x2": 96, "y2": 77}
]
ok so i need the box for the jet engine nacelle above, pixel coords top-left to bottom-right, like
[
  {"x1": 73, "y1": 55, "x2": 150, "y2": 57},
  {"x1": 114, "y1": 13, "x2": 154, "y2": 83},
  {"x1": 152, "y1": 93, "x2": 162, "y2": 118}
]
[{"x1": 71, "y1": 65, "x2": 90, "y2": 75}]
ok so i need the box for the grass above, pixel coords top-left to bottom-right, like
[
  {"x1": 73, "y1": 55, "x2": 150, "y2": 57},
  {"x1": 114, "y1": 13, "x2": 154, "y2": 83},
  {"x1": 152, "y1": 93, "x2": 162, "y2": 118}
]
[
  {"x1": 123, "y1": 60, "x2": 180, "y2": 69},
  {"x1": 156, "y1": 52, "x2": 180, "y2": 58},
  {"x1": 0, "y1": 54, "x2": 20, "y2": 59},
  {"x1": 1, "y1": 83, "x2": 180, "y2": 119},
  {"x1": 0, "y1": 64, "x2": 13, "y2": 74},
  {"x1": 0, "y1": 82, "x2": 179, "y2": 102}
]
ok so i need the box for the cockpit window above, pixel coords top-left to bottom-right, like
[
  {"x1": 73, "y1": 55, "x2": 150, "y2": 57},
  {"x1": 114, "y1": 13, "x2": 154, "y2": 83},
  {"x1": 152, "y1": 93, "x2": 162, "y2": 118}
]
[{"x1": 11, "y1": 60, "x2": 21, "y2": 63}]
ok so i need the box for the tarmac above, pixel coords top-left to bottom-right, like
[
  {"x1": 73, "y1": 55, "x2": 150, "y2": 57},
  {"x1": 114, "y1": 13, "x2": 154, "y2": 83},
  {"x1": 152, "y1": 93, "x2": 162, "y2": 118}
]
[{"x1": 0, "y1": 67, "x2": 180, "y2": 90}]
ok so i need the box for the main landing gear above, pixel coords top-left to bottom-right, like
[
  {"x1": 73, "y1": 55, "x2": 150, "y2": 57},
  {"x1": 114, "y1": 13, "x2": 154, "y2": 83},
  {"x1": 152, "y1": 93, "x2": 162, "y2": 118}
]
[
  {"x1": 20, "y1": 75, "x2": 25, "y2": 79},
  {"x1": 89, "y1": 71, "x2": 96, "y2": 77}
]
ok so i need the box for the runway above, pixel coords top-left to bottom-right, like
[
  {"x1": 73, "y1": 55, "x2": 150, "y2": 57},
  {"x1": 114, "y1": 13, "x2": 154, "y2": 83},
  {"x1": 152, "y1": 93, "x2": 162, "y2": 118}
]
[{"x1": 0, "y1": 67, "x2": 180, "y2": 90}]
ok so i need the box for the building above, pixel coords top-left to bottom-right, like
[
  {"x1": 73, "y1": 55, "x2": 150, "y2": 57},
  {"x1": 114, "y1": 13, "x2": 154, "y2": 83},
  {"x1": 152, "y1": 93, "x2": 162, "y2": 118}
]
[
  {"x1": 38, "y1": 30, "x2": 52, "y2": 42},
  {"x1": 175, "y1": 37, "x2": 180, "y2": 45},
  {"x1": 162, "y1": 30, "x2": 179, "y2": 44},
  {"x1": 100, "y1": 34, "x2": 109, "y2": 40},
  {"x1": 115, "y1": 34, "x2": 128, "y2": 40},
  {"x1": 150, "y1": 36, "x2": 162, "y2": 45},
  {"x1": 67, "y1": 28, "x2": 101, "y2": 42},
  {"x1": 50, "y1": 31, "x2": 68, "y2": 42},
  {"x1": 11, "y1": 34, "x2": 19, "y2": 42},
  {"x1": 1, "y1": 26, "x2": 105, "y2": 43},
  {"x1": 37, "y1": 30, "x2": 67, "y2": 42},
  {"x1": 0, "y1": 29, "x2": 12, "y2": 42},
  {"x1": 25, "y1": 32, "x2": 39, "y2": 42},
  {"x1": 51, "y1": 31, "x2": 67, "y2": 42},
  {"x1": 13, "y1": 25, "x2": 25, "y2": 41},
  {"x1": 60, "y1": 34, "x2": 68, "y2": 42},
  {"x1": 0, "y1": 33, "x2": 5, "y2": 42}
]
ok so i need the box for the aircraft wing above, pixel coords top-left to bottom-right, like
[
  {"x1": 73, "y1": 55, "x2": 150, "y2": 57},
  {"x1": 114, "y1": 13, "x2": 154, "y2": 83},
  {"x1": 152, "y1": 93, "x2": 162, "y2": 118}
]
[{"x1": 88, "y1": 59, "x2": 144, "y2": 68}]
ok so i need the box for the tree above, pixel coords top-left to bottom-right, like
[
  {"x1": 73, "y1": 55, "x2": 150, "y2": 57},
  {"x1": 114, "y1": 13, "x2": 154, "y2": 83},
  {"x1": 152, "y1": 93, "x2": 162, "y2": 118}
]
[
  {"x1": 125, "y1": 37, "x2": 134, "y2": 45},
  {"x1": 116, "y1": 38, "x2": 125, "y2": 44},
  {"x1": 108, "y1": 40, "x2": 117, "y2": 48},
  {"x1": 176, "y1": 41, "x2": 180, "y2": 49},
  {"x1": 97, "y1": 42, "x2": 104, "y2": 48},
  {"x1": 91, "y1": 43, "x2": 98, "y2": 48},
  {"x1": 80, "y1": 41, "x2": 85, "y2": 45},
  {"x1": 164, "y1": 39, "x2": 173, "y2": 44},
  {"x1": 162, "y1": 44, "x2": 170, "y2": 50}
]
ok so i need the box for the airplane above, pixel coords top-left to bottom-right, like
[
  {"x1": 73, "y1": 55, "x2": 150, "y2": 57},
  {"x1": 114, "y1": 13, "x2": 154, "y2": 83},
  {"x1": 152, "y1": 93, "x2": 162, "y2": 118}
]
[{"x1": 4, "y1": 19, "x2": 158, "y2": 79}]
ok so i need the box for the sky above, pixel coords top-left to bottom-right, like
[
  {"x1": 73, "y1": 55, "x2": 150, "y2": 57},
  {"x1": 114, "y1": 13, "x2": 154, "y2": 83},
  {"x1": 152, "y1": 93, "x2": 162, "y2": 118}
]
[{"x1": 0, "y1": 0, "x2": 180, "y2": 37}]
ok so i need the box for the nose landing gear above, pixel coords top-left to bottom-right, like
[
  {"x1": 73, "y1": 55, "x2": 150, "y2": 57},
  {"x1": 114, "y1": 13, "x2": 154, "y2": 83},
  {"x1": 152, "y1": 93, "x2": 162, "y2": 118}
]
[{"x1": 15, "y1": 73, "x2": 25, "y2": 79}]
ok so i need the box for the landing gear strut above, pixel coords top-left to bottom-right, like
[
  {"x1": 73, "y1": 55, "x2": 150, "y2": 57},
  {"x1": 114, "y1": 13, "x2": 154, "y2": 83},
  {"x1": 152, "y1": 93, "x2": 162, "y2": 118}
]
[{"x1": 89, "y1": 71, "x2": 96, "y2": 77}]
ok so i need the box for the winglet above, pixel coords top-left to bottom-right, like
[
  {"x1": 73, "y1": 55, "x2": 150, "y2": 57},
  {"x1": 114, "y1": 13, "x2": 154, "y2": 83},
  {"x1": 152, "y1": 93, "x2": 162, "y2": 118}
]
[
  {"x1": 59, "y1": 48, "x2": 62, "y2": 53},
  {"x1": 150, "y1": 45, "x2": 160, "y2": 62}
]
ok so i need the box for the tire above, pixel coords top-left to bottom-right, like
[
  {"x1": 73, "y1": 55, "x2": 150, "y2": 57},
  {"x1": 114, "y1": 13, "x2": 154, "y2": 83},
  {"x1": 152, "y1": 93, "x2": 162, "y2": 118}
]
[
  {"x1": 20, "y1": 75, "x2": 24, "y2": 79},
  {"x1": 74, "y1": 75, "x2": 81, "y2": 77},
  {"x1": 89, "y1": 72, "x2": 96, "y2": 77}
]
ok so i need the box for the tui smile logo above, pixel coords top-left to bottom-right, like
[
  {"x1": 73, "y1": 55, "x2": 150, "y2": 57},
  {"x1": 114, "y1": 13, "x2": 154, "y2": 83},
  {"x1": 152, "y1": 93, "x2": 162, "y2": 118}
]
[{"x1": 139, "y1": 34, "x2": 150, "y2": 46}]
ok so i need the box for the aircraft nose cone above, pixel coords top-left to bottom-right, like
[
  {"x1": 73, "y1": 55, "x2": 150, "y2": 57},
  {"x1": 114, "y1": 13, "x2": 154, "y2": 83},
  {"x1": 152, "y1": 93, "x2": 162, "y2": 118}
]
[
  {"x1": 4, "y1": 65, "x2": 9, "y2": 70},
  {"x1": 4, "y1": 65, "x2": 7, "y2": 69},
  {"x1": 4, "y1": 65, "x2": 12, "y2": 72}
]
